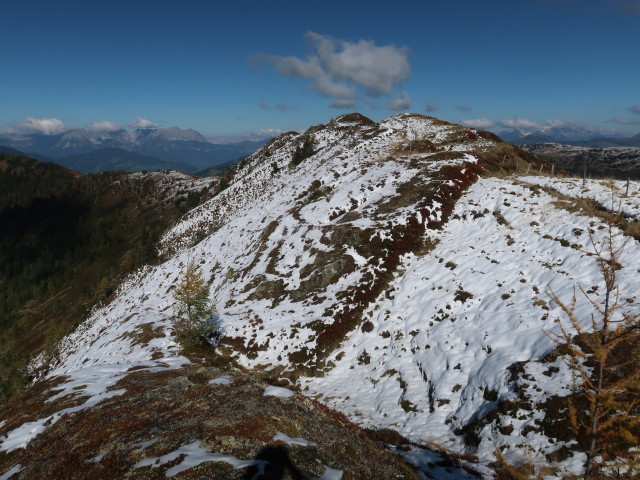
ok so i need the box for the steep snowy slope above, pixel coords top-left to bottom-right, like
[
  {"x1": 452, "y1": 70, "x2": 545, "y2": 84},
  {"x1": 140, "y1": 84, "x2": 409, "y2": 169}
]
[
  {"x1": 301, "y1": 176, "x2": 639, "y2": 466},
  {"x1": 31, "y1": 114, "x2": 504, "y2": 374},
  {"x1": 3, "y1": 113, "x2": 639, "y2": 476}
]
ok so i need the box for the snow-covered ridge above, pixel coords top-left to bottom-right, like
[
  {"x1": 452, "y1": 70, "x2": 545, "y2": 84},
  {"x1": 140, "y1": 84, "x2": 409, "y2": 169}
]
[
  {"x1": 157, "y1": 113, "x2": 493, "y2": 253},
  {"x1": 33, "y1": 113, "x2": 495, "y2": 372},
  {"x1": 11, "y1": 113, "x2": 640, "y2": 472}
]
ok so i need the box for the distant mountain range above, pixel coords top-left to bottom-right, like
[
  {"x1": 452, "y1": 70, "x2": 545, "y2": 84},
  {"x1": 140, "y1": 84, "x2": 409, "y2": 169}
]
[
  {"x1": 0, "y1": 145, "x2": 26, "y2": 156},
  {"x1": 519, "y1": 143, "x2": 640, "y2": 179},
  {"x1": 499, "y1": 128, "x2": 640, "y2": 147},
  {"x1": 0, "y1": 126, "x2": 268, "y2": 173},
  {"x1": 498, "y1": 126, "x2": 640, "y2": 179}
]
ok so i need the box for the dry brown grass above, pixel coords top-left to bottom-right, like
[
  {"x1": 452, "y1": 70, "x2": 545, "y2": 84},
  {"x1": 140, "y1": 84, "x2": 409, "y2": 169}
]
[
  {"x1": 491, "y1": 450, "x2": 560, "y2": 480},
  {"x1": 526, "y1": 183, "x2": 640, "y2": 241}
]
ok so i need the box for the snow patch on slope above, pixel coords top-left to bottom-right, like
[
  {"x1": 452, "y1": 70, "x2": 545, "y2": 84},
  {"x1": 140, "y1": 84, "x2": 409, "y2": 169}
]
[
  {"x1": 299, "y1": 176, "x2": 640, "y2": 463},
  {"x1": 134, "y1": 440, "x2": 267, "y2": 478},
  {"x1": 1, "y1": 359, "x2": 187, "y2": 453}
]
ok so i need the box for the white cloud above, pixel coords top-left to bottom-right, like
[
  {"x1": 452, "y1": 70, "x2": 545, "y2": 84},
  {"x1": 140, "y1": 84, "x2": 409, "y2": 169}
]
[
  {"x1": 457, "y1": 116, "x2": 626, "y2": 139},
  {"x1": 17, "y1": 117, "x2": 66, "y2": 135},
  {"x1": 330, "y1": 99, "x2": 357, "y2": 109},
  {"x1": 455, "y1": 105, "x2": 472, "y2": 112},
  {"x1": 210, "y1": 128, "x2": 283, "y2": 144},
  {"x1": 276, "y1": 102, "x2": 297, "y2": 112},
  {"x1": 499, "y1": 118, "x2": 542, "y2": 129},
  {"x1": 130, "y1": 116, "x2": 160, "y2": 128},
  {"x1": 496, "y1": 118, "x2": 622, "y2": 139},
  {"x1": 630, "y1": 105, "x2": 640, "y2": 114},
  {"x1": 87, "y1": 120, "x2": 122, "y2": 131},
  {"x1": 611, "y1": 117, "x2": 639, "y2": 126},
  {"x1": 258, "y1": 101, "x2": 297, "y2": 112},
  {"x1": 251, "y1": 128, "x2": 282, "y2": 139},
  {"x1": 306, "y1": 32, "x2": 410, "y2": 96},
  {"x1": 542, "y1": 118, "x2": 566, "y2": 128},
  {"x1": 385, "y1": 92, "x2": 411, "y2": 111},
  {"x1": 543, "y1": 119, "x2": 620, "y2": 138},
  {"x1": 254, "y1": 32, "x2": 410, "y2": 105},
  {"x1": 462, "y1": 118, "x2": 495, "y2": 129},
  {"x1": 314, "y1": 73, "x2": 357, "y2": 99},
  {"x1": 425, "y1": 101, "x2": 439, "y2": 113}
]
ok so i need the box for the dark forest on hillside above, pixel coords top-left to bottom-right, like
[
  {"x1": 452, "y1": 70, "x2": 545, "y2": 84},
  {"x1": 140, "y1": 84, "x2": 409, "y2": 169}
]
[{"x1": 0, "y1": 154, "x2": 208, "y2": 402}]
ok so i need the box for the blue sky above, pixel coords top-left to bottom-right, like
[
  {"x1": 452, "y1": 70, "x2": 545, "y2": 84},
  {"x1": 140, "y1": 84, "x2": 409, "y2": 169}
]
[{"x1": 1, "y1": 0, "x2": 639, "y2": 141}]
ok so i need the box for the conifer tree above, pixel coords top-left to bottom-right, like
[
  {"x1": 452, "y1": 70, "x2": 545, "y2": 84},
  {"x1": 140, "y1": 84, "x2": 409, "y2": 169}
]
[
  {"x1": 173, "y1": 259, "x2": 215, "y2": 347},
  {"x1": 290, "y1": 134, "x2": 317, "y2": 167},
  {"x1": 547, "y1": 205, "x2": 640, "y2": 479}
]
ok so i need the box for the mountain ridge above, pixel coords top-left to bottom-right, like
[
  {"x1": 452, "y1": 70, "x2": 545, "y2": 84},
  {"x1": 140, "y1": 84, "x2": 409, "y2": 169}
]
[
  {"x1": 0, "y1": 126, "x2": 267, "y2": 172},
  {"x1": 2, "y1": 113, "x2": 639, "y2": 478},
  {"x1": 519, "y1": 143, "x2": 640, "y2": 180},
  {"x1": 500, "y1": 129, "x2": 640, "y2": 148}
]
